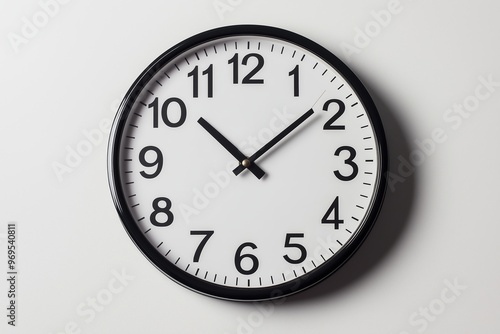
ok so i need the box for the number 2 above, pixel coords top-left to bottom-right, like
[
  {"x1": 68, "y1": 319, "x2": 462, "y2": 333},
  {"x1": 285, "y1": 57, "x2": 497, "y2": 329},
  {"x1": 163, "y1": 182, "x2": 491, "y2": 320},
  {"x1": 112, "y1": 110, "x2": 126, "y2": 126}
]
[{"x1": 323, "y1": 99, "x2": 345, "y2": 130}]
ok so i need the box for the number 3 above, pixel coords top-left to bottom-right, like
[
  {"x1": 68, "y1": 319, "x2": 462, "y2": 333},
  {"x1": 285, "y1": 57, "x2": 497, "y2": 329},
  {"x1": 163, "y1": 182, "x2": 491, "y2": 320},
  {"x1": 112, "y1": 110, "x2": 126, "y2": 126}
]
[{"x1": 334, "y1": 146, "x2": 358, "y2": 181}]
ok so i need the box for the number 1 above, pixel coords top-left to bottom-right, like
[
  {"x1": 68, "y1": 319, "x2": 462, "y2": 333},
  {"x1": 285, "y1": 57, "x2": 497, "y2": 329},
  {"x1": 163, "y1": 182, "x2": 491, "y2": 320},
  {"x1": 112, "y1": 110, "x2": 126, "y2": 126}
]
[{"x1": 289, "y1": 65, "x2": 299, "y2": 97}]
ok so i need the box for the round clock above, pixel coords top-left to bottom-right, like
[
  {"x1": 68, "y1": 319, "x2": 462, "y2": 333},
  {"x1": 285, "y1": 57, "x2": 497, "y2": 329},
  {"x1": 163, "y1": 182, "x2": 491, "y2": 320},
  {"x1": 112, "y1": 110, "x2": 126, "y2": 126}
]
[{"x1": 108, "y1": 25, "x2": 387, "y2": 301}]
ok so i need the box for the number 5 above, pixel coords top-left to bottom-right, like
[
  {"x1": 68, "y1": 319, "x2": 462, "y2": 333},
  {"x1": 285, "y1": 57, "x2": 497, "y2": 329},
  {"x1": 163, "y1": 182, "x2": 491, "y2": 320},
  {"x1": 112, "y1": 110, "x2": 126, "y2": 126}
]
[{"x1": 283, "y1": 233, "x2": 307, "y2": 264}]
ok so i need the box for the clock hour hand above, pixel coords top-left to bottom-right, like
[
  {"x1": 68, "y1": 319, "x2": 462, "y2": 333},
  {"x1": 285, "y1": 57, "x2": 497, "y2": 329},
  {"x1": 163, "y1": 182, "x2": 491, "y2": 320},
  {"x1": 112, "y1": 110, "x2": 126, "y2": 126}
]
[
  {"x1": 197, "y1": 117, "x2": 266, "y2": 179},
  {"x1": 233, "y1": 108, "x2": 314, "y2": 176}
]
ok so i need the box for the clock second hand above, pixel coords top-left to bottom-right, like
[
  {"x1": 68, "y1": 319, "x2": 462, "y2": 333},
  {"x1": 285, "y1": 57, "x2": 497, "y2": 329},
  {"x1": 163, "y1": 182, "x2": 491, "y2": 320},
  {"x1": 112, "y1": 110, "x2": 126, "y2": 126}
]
[
  {"x1": 197, "y1": 117, "x2": 266, "y2": 179},
  {"x1": 233, "y1": 108, "x2": 315, "y2": 176}
]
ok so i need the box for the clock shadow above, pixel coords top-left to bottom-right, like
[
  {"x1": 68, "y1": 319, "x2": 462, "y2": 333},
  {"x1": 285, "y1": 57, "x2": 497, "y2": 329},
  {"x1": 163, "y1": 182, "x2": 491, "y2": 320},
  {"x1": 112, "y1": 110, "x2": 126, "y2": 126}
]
[{"x1": 279, "y1": 79, "x2": 418, "y2": 306}]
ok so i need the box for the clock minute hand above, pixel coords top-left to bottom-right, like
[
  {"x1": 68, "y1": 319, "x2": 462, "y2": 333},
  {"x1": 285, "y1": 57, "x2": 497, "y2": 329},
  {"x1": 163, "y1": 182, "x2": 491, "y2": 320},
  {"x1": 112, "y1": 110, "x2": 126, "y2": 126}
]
[
  {"x1": 197, "y1": 117, "x2": 266, "y2": 179},
  {"x1": 233, "y1": 108, "x2": 315, "y2": 176}
]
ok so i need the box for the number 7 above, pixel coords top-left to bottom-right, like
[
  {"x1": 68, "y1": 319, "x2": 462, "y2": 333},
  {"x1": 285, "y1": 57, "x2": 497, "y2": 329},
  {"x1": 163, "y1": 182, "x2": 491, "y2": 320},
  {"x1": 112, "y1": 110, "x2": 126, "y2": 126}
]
[{"x1": 190, "y1": 230, "x2": 214, "y2": 262}]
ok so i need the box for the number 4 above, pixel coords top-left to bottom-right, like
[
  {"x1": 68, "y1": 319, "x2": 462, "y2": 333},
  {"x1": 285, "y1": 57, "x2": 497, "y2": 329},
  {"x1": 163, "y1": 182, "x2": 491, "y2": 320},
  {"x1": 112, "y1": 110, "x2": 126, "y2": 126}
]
[{"x1": 321, "y1": 197, "x2": 344, "y2": 229}]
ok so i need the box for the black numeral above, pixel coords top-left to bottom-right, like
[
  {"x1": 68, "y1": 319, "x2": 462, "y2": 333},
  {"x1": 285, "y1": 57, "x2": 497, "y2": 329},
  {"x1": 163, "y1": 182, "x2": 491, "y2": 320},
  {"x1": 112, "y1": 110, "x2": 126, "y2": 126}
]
[
  {"x1": 139, "y1": 146, "x2": 163, "y2": 179},
  {"x1": 228, "y1": 53, "x2": 264, "y2": 84},
  {"x1": 148, "y1": 97, "x2": 187, "y2": 128},
  {"x1": 321, "y1": 197, "x2": 343, "y2": 229},
  {"x1": 289, "y1": 65, "x2": 299, "y2": 97},
  {"x1": 323, "y1": 99, "x2": 345, "y2": 130},
  {"x1": 190, "y1": 230, "x2": 214, "y2": 262},
  {"x1": 228, "y1": 53, "x2": 238, "y2": 84},
  {"x1": 283, "y1": 233, "x2": 307, "y2": 264},
  {"x1": 334, "y1": 146, "x2": 358, "y2": 181},
  {"x1": 235, "y1": 242, "x2": 259, "y2": 275},
  {"x1": 150, "y1": 197, "x2": 174, "y2": 227},
  {"x1": 187, "y1": 64, "x2": 213, "y2": 98}
]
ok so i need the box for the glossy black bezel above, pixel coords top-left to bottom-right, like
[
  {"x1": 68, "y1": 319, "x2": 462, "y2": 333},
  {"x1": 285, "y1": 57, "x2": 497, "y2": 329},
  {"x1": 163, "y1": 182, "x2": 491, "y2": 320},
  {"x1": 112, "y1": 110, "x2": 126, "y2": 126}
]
[{"x1": 108, "y1": 25, "x2": 388, "y2": 301}]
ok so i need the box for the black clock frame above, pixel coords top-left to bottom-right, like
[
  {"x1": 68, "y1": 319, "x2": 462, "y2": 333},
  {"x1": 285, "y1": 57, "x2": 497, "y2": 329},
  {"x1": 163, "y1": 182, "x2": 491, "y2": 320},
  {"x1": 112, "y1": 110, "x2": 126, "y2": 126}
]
[{"x1": 108, "y1": 25, "x2": 388, "y2": 301}]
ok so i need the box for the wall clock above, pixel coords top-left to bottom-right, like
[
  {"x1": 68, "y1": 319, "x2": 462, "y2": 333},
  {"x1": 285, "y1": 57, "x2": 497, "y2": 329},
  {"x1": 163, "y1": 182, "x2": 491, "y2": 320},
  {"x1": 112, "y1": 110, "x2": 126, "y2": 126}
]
[{"x1": 108, "y1": 25, "x2": 387, "y2": 301}]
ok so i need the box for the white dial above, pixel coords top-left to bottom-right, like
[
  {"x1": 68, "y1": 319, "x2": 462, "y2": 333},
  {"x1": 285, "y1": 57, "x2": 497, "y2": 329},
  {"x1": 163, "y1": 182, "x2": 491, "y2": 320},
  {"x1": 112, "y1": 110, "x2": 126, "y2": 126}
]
[{"x1": 108, "y1": 25, "x2": 387, "y2": 301}]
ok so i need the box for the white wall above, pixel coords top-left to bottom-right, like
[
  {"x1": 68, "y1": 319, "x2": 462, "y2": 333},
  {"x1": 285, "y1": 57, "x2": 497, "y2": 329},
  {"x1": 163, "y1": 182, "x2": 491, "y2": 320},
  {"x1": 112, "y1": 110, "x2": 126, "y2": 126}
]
[{"x1": 1, "y1": 0, "x2": 499, "y2": 333}]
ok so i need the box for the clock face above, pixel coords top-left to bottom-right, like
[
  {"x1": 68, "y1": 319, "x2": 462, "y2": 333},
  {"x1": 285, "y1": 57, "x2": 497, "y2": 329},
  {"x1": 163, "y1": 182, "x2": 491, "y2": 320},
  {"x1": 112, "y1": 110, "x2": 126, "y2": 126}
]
[{"x1": 108, "y1": 25, "x2": 387, "y2": 301}]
